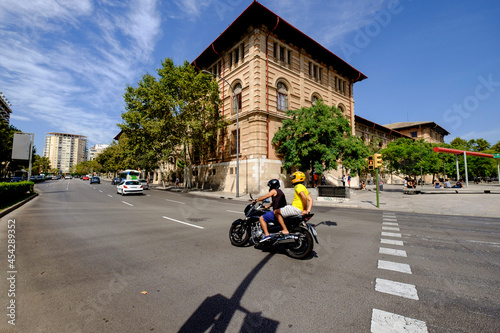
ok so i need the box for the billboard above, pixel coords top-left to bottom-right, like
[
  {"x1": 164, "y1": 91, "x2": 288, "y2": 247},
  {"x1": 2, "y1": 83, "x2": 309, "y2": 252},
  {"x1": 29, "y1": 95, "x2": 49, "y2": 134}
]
[{"x1": 11, "y1": 133, "x2": 32, "y2": 160}]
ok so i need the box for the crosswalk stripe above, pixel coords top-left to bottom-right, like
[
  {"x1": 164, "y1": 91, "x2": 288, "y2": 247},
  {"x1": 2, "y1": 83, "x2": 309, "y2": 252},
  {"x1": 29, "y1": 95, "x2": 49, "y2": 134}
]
[
  {"x1": 371, "y1": 308, "x2": 428, "y2": 333},
  {"x1": 381, "y1": 232, "x2": 401, "y2": 238},
  {"x1": 379, "y1": 247, "x2": 407, "y2": 257},
  {"x1": 378, "y1": 260, "x2": 412, "y2": 274},
  {"x1": 375, "y1": 278, "x2": 419, "y2": 300},
  {"x1": 381, "y1": 239, "x2": 404, "y2": 246},
  {"x1": 382, "y1": 222, "x2": 399, "y2": 226},
  {"x1": 382, "y1": 226, "x2": 400, "y2": 231}
]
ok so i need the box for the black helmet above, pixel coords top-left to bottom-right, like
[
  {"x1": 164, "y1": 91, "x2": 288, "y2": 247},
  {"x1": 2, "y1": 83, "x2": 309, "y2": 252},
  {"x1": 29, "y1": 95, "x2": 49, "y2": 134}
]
[{"x1": 267, "y1": 179, "x2": 280, "y2": 190}]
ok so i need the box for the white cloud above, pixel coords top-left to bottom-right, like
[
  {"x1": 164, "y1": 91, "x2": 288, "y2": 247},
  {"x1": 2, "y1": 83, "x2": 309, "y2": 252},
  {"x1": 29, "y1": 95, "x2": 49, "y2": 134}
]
[{"x1": 0, "y1": 0, "x2": 163, "y2": 145}]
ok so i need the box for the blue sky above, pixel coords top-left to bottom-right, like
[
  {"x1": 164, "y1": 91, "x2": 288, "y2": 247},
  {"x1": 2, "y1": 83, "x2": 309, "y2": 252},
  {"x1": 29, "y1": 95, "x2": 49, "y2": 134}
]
[{"x1": 1, "y1": 0, "x2": 499, "y2": 154}]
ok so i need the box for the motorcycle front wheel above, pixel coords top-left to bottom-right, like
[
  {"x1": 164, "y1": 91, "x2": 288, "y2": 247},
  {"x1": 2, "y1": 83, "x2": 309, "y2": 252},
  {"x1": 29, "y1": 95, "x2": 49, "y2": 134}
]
[
  {"x1": 229, "y1": 222, "x2": 250, "y2": 247},
  {"x1": 285, "y1": 227, "x2": 314, "y2": 259}
]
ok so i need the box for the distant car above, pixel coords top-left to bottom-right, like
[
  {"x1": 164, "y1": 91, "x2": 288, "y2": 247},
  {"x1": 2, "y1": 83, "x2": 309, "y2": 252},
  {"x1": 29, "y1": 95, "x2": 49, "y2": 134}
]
[
  {"x1": 111, "y1": 177, "x2": 121, "y2": 185},
  {"x1": 116, "y1": 180, "x2": 143, "y2": 195},
  {"x1": 90, "y1": 176, "x2": 100, "y2": 184},
  {"x1": 52, "y1": 176, "x2": 58, "y2": 180},
  {"x1": 82, "y1": 176, "x2": 89, "y2": 180},
  {"x1": 64, "y1": 175, "x2": 72, "y2": 179},
  {"x1": 10, "y1": 177, "x2": 24, "y2": 182},
  {"x1": 139, "y1": 179, "x2": 149, "y2": 190},
  {"x1": 30, "y1": 176, "x2": 36, "y2": 181}
]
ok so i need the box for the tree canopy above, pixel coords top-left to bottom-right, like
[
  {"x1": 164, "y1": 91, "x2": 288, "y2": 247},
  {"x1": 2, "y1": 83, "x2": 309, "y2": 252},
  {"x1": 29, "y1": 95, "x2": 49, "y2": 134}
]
[{"x1": 272, "y1": 101, "x2": 370, "y2": 174}]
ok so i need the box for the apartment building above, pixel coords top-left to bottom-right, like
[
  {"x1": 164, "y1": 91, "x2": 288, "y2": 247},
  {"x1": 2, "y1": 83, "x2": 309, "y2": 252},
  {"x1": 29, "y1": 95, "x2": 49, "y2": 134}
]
[
  {"x1": 189, "y1": 1, "x2": 367, "y2": 193},
  {"x1": 88, "y1": 144, "x2": 109, "y2": 161},
  {"x1": 44, "y1": 133, "x2": 88, "y2": 173},
  {"x1": 0, "y1": 92, "x2": 12, "y2": 125}
]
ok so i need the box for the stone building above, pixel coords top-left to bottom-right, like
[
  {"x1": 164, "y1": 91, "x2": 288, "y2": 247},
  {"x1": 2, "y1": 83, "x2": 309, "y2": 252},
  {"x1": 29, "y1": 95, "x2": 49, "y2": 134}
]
[
  {"x1": 188, "y1": 1, "x2": 367, "y2": 194},
  {"x1": 355, "y1": 115, "x2": 410, "y2": 149},
  {"x1": 384, "y1": 121, "x2": 449, "y2": 144}
]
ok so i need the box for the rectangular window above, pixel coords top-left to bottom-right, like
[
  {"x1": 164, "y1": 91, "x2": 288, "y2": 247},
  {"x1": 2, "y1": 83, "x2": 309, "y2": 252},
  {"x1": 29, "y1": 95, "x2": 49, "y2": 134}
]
[
  {"x1": 287, "y1": 50, "x2": 291, "y2": 65},
  {"x1": 231, "y1": 130, "x2": 239, "y2": 155},
  {"x1": 218, "y1": 61, "x2": 222, "y2": 75},
  {"x1": 234, "y1": 49, "x2": 239, "y2": 64},
  {"x1": 309, "y1": 62, "x2": 312, "y2": 76},
  {"x1": 313, "y1": 65, "x2": 318, "y2": 79},
  {"x1": 410, "y1": 131, "x2": 418, "y2": 138},
  {"x1": 279, "y1": 46, "x2": 285, "y2": 61},
  {"x1": 229, "y1": 53, "x2": 232, "y2": 68},
  {"x1": 277, "y1": 93, "x2": 288, "y2": 111},
  {"x1": 319, "y1": 68, "x2": 322, "y2": 81},
  {"x1": 241, "y1": 43, "x2": 245, "y2": 60},
  {"x1": 273, "y1": 43, "x2": 278, "y2": 58},
  {"x1": 233, "y1": 93, "x2": 242, "y2": 114}
]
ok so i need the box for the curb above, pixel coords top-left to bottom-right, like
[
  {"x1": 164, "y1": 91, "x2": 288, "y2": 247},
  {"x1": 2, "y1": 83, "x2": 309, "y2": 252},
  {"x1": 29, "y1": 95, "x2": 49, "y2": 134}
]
[{"x1": 0, "y1": 193, "x2": 39, "y2": 218}]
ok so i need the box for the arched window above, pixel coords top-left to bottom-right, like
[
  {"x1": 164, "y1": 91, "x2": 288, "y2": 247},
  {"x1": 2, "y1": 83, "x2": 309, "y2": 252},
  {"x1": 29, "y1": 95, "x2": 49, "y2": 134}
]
[
  {"x1": 277, "y1": 82, "x2": 288, "y2": 111},
  {"x1": 232, "y1": 83, "x2": 242, "y2": 114},
  {"x1": 311, "y1": 94, "x2": 322, "y2": 105}
]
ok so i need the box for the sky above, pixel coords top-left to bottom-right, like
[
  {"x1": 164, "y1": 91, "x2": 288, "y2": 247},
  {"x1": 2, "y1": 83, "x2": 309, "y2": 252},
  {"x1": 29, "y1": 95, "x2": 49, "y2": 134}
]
[{"x1": 1, "y1": 0, "x2": 499, "y2": 154}]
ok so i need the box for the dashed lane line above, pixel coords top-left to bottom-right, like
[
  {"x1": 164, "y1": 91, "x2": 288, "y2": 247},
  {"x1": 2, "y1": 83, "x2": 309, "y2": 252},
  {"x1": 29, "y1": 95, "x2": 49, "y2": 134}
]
[
  {"x1": 165, "y1": 199, "x2": 186, "y2": 205},
  {"x1": 226, "y1": 210, "x2": 242, "y2": 214},
  {"x1": 121, "y1": 201, "x2": 133, "y2": 207},
  {"x1": 371, "y1": 309, "x2": 428, "y2": 333},
  {"x1": 375, "y1": 278, "x2": 419, "y2": 300},
  {"x1": 162, "y1": 216, "x2": 204, "y2": 229}
]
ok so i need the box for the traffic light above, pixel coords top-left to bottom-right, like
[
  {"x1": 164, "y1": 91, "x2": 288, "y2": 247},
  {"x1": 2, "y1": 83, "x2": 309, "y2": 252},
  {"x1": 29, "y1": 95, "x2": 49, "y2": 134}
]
[
  {"x1": 368, "y1": 156, "x2": 374, "y2": 170},
  {"x1": 373, "y1": 153, "x2": 383, "y2": 169}
]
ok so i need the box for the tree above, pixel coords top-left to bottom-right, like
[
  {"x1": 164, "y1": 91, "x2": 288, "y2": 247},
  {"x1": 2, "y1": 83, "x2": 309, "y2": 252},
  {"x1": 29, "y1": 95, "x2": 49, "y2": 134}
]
[
  {"x1": 120, "y1": 58, "x2": 224, "y2": 187},
  {"x1": 32, "y1": 155, "x2": 51, "y2": 174},
  {"x1": 0, "y1": 122, "x2": 21, "y2": 178},
  {"x1": 382, "y1": 138, "x2": 442, "y2": 179},
  {"x1": 272, "y1": 100, "x2": 370, "y2": 174}
]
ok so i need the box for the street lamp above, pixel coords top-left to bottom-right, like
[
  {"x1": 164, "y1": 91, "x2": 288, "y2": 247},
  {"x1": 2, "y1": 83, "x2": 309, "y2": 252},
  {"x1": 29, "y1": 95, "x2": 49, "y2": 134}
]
[{"x1": 201, "y1": 70, "x2": 240, "y2": 197}]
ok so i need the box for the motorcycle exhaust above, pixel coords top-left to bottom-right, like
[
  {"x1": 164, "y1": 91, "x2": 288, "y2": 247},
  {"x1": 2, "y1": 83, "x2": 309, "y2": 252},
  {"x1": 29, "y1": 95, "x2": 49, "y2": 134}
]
[{"x1": 275, "y1": 235, "x2": 298, "y2": 244}]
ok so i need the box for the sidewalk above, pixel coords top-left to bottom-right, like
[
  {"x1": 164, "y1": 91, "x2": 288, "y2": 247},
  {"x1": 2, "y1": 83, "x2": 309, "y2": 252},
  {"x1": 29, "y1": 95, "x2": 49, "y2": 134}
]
[{"x1": 151, "y1": 183, "x2": 500, "y2": 219}]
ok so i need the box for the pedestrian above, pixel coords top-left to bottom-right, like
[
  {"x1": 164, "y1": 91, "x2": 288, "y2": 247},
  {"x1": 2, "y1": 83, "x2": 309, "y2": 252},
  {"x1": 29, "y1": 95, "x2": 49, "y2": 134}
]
[
  {"x1": 342, "y1": 175, "x2": 346, "y2": 187},
  {"x1": 175, "y1": 177, "x2": 180, "y2": 188},
  {"x1": 313, "y1": 172, "x2": 318, "y2": 187},
  {"x1": 309, "y1": 174, "x2": 313, "y2": 188},
  {"x1": 321, "y1": 175, "x2": 326, "y2": 185},
  {"x1": 347, "y1": 174, "x2": 351, "y2": 187}
]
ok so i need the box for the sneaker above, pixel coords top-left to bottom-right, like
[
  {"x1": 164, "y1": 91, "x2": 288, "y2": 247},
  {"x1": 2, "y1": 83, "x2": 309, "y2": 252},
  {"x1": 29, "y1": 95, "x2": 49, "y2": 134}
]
[{"x1": 259, "y1": 234, "x2": 273, "y2": 243}]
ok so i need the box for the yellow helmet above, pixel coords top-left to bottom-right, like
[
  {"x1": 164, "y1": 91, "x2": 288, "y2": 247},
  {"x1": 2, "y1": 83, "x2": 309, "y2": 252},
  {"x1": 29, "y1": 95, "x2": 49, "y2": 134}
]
[{"x1": 291, "y1": 171, "x2": 306, "y2": 184}]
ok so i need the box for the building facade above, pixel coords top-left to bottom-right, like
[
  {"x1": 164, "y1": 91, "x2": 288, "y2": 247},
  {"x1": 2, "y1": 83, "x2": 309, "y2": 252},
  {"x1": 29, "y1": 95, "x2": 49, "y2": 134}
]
[
  {"x1": 44, "y1": 133, "x2": 88, "y2": 173},
  {"x1": 355, "y1": 115, "x2": 411, "y2": 149},
  {"x1": 88, "y1": 144, "x2": 109, "y2": 161},
  {"x1": 183, "y1": 1, "x2": 366, "y2": 193},
  {"x1": 0, "y1": 92, "x2": 12, "y2": 125},
  {"x1": 383, "y1": 122, "x2": 449, "y2": 144}
]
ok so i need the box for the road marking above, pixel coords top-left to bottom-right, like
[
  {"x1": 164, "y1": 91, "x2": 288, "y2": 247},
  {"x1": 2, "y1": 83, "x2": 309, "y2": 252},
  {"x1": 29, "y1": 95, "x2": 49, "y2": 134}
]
[
  {"x1": 371, "y1": 308, "x2": 427, "y2": 333},
  {"x1": 381, "y1": 239, "x2": 404, "y2": 246},
  {"x1": 381, "y1": 232, "x2": 402, "y2": 238},
  {"x1": 379, "y1": 247, "x2": 407, "y2": 257},
  {"x1": 162, "y1": 216, "x2": 204, "y2": 229},
  {"x1": 465, "y1": 239, "x2": 500, "y2": 247},
  {"x1": 382, "y1": 222, "x2": 399, "y2": 226},
  {"x1": 383, "y1": 218, "x2": 398, "y2": 222},
  {"x1": 166, "y1": 199, "x2": 186, "y2": 205},
  {"x1": 121, "y1": 201, "x2": 133, "y2": 207},
  {"x1": 378, "y1": 260, "x2": 412, "y2": 274},
  {"x1": 226, "y1": 210, "x2": 242, "y2": 214},
  {"x1": 375, "y1": 278, "x2": 419, "y2": 300},
  {"x1": 382, "y1": 226, "x2": 400, "y2": 231},
  {"x1": 99, "y1": 190, "x2": 103, "y2": 193},
  {"x1": 108, "y1": 194, "x2": 113, "y2": 197}
]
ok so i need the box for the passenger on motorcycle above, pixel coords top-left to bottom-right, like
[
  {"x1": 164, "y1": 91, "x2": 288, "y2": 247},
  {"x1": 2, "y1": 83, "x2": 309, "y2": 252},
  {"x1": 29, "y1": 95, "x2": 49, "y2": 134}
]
[
  {"x1": 252, "y1": 179, "x2": 288, "y2": 242},
  {"x1": 274, "y1": 171, "x2": 313, "y2": 224}
]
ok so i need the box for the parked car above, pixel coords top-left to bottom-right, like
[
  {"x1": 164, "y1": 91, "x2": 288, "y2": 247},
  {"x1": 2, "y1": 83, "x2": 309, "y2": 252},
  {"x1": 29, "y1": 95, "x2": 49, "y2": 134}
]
[
  {"x1": 64, "y1": 175, "x2": 72, "y2": 179},
  {"x1": 10, "y1": 177, "x2": 24, "y2": 182},
  {"x1": 52, "y1": 176, "x2": 58, "y2": 180},
  {"x1": 90, "y1": 176, "x2": 100, "y2": 184},
  {"x1": 139, "y1": 179, "x2": 149, "y2": 190},
  {"x1": 111, "y1": 177, "x2": 121, "y2": 185},
  {"x1": 82, "y1": 176, "x2": 89, "y2": 180},
  {"x1": 116, "y1": 180, "x2": 143, "y2": 195}
]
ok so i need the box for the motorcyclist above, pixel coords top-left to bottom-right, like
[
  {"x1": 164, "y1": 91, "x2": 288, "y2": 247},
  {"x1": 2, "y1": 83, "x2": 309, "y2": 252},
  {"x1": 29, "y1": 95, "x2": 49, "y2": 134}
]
[
  {"x1": 252, "y1": 179, "x2": 288, "y2": 242},
  {"x1": 274, "y1": 171, "x2": 313, "y2": 223}
]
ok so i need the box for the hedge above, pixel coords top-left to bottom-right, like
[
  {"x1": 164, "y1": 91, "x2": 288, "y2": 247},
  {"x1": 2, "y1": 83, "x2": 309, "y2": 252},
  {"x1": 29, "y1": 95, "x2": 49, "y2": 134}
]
[{"x1": 0, "y1": 181, "x2": 35, "y2": 201}]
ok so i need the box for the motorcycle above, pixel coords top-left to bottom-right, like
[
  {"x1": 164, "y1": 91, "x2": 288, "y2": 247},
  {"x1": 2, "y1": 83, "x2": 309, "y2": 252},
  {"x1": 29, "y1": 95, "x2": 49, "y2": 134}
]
[{"x1": 229, "y1": 195, "x2": 318, "y2": 259}]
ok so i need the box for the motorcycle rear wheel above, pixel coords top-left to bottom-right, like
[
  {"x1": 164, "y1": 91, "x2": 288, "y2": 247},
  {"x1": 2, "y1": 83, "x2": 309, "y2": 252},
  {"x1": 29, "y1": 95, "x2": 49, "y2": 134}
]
[
  {"x1": 229, "y1": 222, "x2": 250, "y2": 247},
  {"x1": 285, "y1": 227, "x2": 313, "y2": 259}
]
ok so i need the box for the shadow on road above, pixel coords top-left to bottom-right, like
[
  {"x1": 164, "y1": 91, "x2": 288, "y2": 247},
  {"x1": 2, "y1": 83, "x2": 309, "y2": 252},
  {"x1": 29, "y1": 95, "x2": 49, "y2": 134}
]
[{"x1": 178, "y1": 254, "x2": 279, "y2": 333}]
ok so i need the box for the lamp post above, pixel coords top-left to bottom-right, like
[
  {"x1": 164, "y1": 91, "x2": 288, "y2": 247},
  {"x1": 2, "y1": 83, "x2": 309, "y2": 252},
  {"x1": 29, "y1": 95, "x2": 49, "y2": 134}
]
[{"x1": 202, "y1": 70, "x2": 239, "y2": 197}]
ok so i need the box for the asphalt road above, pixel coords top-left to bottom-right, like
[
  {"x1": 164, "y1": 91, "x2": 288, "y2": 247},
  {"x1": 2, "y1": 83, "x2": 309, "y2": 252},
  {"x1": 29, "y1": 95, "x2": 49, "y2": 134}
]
[{"x1": 0, "y1": 179, "x2": 498, "y2": 332}]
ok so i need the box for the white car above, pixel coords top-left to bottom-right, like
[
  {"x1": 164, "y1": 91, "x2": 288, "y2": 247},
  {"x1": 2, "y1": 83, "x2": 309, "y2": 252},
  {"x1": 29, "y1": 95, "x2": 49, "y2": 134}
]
[{"x1": 116, "y1": 180, "x2": 143, "y2": 195}]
